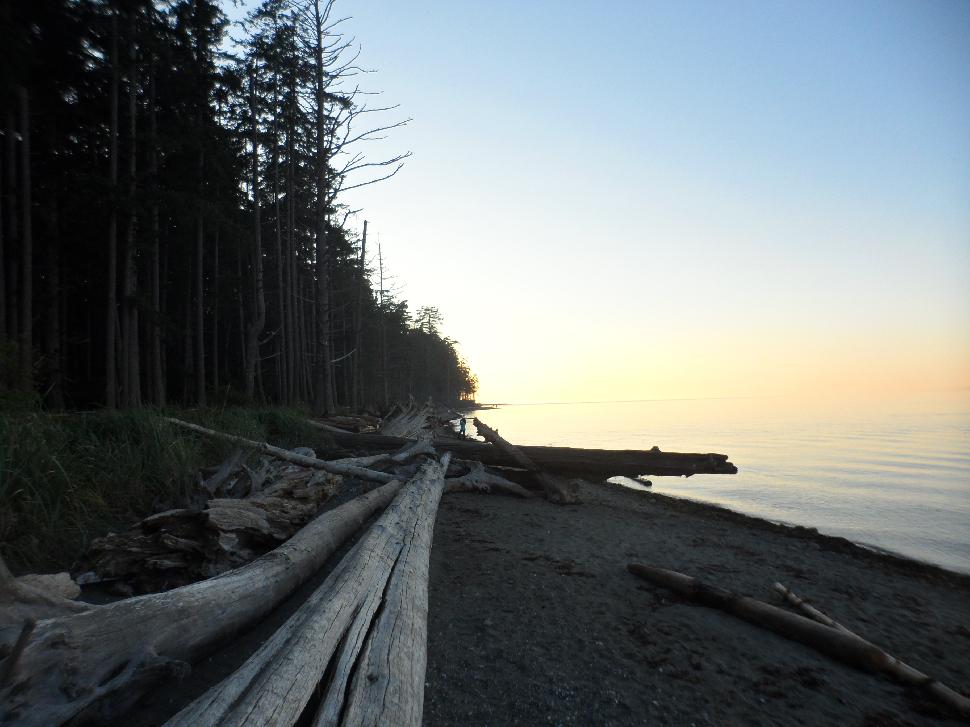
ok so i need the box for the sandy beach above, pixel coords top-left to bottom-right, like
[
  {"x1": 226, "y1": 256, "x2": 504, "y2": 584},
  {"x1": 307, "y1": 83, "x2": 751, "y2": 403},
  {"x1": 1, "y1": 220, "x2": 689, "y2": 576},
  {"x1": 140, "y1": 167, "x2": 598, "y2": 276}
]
[{"x1": 120, "y1": 476, "x2": 970, "y2": 725}]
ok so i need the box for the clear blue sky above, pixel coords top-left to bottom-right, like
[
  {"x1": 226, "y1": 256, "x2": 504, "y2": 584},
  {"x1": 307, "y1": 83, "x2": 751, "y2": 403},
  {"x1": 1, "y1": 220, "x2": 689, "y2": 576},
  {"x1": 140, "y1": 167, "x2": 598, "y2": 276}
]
[{"x1": 250, "y1": 0, "x2": 970, "y2": 402}]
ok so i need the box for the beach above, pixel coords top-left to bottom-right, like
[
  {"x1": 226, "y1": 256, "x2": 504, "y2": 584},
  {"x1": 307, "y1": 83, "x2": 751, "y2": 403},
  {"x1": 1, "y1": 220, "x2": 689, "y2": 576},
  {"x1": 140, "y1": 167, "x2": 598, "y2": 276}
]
[{"x1": 122, "y1": 475, "x2": 970, "y2": 725}]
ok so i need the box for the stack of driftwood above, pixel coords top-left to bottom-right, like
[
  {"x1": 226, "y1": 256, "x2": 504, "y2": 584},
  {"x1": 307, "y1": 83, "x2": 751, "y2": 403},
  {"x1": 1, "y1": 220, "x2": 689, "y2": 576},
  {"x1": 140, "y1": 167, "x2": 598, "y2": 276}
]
[{"x1": 0, "y1": 402, "x2": 738, "y2": 725}]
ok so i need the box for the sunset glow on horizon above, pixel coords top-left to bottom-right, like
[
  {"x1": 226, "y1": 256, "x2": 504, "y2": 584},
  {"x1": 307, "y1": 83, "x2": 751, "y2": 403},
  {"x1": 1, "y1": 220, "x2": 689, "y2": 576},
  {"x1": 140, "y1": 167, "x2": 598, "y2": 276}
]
[{"x1": 323, "y1": 0, "x2": 970, "y2": 405}]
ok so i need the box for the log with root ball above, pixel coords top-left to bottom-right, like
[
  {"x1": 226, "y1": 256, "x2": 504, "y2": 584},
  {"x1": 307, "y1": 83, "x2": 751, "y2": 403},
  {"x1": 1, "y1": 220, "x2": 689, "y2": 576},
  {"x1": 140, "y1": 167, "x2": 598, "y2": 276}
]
[
  {"x1": 0, "y1": 482, "x2": 404, "y2": 726},
  {"x1": 473, "y1": 418, "x2": 579, "y2": 503},
  {"x1": 165, "y1": 454, "x2": 452, "y2": 727}
]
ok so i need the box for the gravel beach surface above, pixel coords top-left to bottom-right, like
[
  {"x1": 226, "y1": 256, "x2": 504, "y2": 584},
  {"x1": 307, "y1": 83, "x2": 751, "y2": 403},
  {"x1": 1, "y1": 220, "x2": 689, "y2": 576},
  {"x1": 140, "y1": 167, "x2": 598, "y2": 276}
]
[{"x1": 424, "y1": 480, "x2": 970, "y2": 726}]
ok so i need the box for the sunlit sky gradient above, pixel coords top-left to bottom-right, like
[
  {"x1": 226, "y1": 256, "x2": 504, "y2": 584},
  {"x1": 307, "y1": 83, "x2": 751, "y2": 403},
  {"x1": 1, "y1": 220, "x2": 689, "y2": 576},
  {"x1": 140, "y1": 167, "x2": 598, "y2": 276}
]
[{"x1": 245, "y1": 0, "x2": 970, "y2": 403}]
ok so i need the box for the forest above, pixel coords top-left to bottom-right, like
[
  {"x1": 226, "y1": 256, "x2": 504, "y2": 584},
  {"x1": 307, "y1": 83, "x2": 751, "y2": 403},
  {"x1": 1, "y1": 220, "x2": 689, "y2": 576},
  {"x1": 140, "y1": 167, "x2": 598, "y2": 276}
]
[{"x1": 0, "y1": 0, "x2": 478, "y2": 413}]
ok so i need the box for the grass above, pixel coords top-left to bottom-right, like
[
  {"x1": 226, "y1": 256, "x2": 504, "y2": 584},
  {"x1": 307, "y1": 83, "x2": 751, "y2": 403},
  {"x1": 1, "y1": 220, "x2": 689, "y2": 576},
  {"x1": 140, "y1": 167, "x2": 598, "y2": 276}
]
[{"x1": 0, "y1": 406, "x2": 334, "y2": 574}]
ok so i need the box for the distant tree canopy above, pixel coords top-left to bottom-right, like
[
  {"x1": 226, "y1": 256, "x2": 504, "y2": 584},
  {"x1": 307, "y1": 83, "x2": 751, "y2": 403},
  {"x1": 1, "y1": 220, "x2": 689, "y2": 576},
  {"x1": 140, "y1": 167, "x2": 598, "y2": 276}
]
[{"x1": 0, "y1": 0, "x2": 477, "y2": 412}]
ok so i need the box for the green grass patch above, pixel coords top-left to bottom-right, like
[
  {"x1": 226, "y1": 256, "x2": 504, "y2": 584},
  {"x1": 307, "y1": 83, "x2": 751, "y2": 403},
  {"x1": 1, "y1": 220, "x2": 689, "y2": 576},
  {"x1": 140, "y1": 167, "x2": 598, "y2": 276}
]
[{"x1": 0, "y1": 406, "x2": 334, "y2": 574}]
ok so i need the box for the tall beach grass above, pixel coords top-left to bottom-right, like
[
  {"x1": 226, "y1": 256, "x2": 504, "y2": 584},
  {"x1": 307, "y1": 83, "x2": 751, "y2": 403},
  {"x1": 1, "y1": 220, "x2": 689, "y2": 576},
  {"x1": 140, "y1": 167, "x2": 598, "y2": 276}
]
[{"x1": 0, "y1": 406, "x2": 333, "y2": 573}]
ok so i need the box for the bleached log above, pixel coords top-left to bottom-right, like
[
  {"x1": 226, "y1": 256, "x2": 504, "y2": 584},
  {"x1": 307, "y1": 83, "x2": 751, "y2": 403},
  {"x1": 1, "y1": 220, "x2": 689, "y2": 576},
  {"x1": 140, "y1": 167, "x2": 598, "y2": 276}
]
[
  {"x1": 165, "y1": 454, "x2": 452, "y2": 727},
  {"x1": 164, "y1": 417, "x2": 395, "y2": 483},
  {"x1": 473, "y1": 418, "x2": 578, "y2": 504},
  {"x1": 773, "y1": 582, "x2": 970, "y2": 718},
  {"x1": 445, "y1": 460, "x2": 534, "y2": 498},
  {"x1": 0, "y1": 482, "x2": 403, "y2": 726},
  {"x1": 380, "y1": 400, "x2": 433, "y2": 438},
  {"x1": 329, "y1": 436, "x2": 435, "y2": 470}
]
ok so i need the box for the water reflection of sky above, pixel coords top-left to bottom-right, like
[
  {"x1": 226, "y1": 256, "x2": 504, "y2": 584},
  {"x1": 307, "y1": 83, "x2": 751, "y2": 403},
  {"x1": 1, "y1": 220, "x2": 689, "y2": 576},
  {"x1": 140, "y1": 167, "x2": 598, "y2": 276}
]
[{"x1": 469, "y1": 393, "x2": 970, "y2": 574}]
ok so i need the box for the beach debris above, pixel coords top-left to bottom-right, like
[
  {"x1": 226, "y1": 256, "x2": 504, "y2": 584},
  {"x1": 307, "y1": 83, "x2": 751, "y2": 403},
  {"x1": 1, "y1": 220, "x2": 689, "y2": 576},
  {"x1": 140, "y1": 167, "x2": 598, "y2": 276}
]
[
  {"x1": 165, "y1": 455, "x2": 451, "y2": 727},
  {"x1": 0, "y1": 555, "x2": 89, "y2": 628},
  {"x1": 165, "y1": 417, "x2": 396, "y2": 483},
  {"x1": 0, "y1": 482, "x2": 405, "y2": 726},
  {"x1": 773, "y1": 582, "x2": 970, "y2": 718},
  {"x1": 626, "y1": 564, "x2": 970, "y2": 720},
  {"x1": 75, "y1": 462, "x2": 341, "y2": 594},
  {"x1": 379, "y1": 398, "x2": 434, "y2": 438},
  {"x1": 445, "y1": 459, "x2": 535, "y2": 498},
  {"x1": 474, "y1": 417, "x2": 579, "y2": 503},
  {"x1": 315, "y1": 427, "x2": 737, "y2": 479}
]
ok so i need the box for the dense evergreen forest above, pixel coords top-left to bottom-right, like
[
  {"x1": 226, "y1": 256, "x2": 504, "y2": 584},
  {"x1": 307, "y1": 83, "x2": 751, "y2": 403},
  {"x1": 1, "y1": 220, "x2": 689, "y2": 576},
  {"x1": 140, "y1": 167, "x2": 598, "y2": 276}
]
[{"x1": 0, "y1": 0, "x2": 477, "y2": 412}]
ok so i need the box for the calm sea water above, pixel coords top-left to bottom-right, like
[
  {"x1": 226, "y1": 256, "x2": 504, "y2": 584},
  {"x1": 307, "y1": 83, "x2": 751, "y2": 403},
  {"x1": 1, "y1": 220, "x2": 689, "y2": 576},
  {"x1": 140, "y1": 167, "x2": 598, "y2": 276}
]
[{"x1": 467, "y1": 393, "x2": 970, "y2": 574}]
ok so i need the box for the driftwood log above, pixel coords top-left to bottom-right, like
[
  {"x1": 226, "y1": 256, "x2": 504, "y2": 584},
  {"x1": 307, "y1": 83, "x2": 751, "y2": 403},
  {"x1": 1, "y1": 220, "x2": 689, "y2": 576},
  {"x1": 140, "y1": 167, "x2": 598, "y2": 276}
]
[
  {"x1": 628, "y1": 564, "x2": 970, "y2": 718},
  {"x1": 165, "y1": 417, "x2": 396, "y2": 483},
  {"x1": 379, "y1": 400, "x2": 433, "y2": 438},
  {"x1": 773, "y1": 582, "x2": 970, "y2": 717},
  {"x1": 165, "y1": 454, "x2": 452, "y2": 727},
  {"x1": 473, "y1": 418, "x2": 578, "y2": 503},
  {"x1": 444, "y1": 460, "x2": 535, "y2": 498},
  {"x1": 316, "y1": 428, "x2": 736, "y2": 478},
  {"x1": 0, "y1": 482, "x2": 403, "y2": 726},
  {"x1": 0, "y1": 557, "x2": 88, "y2": 629}
]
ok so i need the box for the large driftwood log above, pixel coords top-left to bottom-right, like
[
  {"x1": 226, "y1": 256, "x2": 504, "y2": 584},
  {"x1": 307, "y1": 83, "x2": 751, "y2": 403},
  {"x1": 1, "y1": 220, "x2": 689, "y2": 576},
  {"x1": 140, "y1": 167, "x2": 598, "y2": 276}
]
[
  {"x1": 165, "y1": 454, "x2": 452, "y2": 727},
  {"x1": 0, "y1": 482, "x2": 403, "y2": 726},
  {"x1": 773, "y1": 582, "x2": 970, "y2": 717},
  {"x1": 316, "y1": 428, "x2": 736, "y2": 478},
  {"x1": 165, "y1": 417, "x2": 395, "y2": 483},
  {"x1": 473, "y1": 418, "x2": 578, "y2": 503},
  {"x1": 379, "y1": 400, "x2": 433, "y2": 438}
]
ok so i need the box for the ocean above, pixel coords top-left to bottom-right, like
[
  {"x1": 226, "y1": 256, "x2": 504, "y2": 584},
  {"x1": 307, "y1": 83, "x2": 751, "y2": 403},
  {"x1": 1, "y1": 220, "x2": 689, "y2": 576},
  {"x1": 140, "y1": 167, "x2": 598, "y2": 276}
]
[{"x1": 466, "y1": 392, "x2": 970, "y2": 574}]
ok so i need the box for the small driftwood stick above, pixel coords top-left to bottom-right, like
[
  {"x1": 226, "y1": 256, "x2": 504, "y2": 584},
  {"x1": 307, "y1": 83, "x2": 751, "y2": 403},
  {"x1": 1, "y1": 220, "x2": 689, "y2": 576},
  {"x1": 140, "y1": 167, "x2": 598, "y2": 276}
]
[
  {"x1": 164, "y1": 417, "x2": 395, "y2": 483},
  {"x1": 773, "y1": 582, "x2": 970, "y2": 718},
  {"x1": 473, "y1": 418, "x2": 578, "y2": 504}
]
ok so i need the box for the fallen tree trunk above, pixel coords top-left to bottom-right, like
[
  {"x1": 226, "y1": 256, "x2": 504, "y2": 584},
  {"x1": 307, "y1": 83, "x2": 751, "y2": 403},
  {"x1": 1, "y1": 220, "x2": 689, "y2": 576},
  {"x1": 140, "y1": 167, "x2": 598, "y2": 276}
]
[
  {"x1": 165, "y1": 454, "x2": 452, "y2": 727},
  {"x1": 380, "y1": 400, "x2": 433, "y2": 438},
  {"x1": 473, "y1": 418, "x2": 578, "y2": 503},
  {"x1": 0, "y1": 557, "x2": 89, "y2": 629},
  {"x1": 773, "y1": 582, "x2": 970, "y2": 718},
  {"x1": 317, "y1": 428, "x2": 736, "y2": 478},
  {"x1": 165, "y1": 417, "x2": 395, "y2": 483},
  {"x1": 0, "y1": 482, "x2": 403, "y2": 726}
]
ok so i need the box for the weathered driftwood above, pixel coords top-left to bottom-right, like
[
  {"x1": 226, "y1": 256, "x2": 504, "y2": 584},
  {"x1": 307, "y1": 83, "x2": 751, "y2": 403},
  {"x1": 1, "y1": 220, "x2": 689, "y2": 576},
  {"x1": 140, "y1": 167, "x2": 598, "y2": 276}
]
[
  {"x1": 445, "y1": 460, "x2": 534, "y2": 498},
  {"x1": 329, "y1": 436, "x2": 435, "y2": 470},
  {"x1": 318, "y1": 428, "x2": 736, "y2": 478},
  {"x1": 773, "y1": 582, "x2": 970, "y2": 717},
  {"x1": 77, "y1": 468, "x2": 341, "y2": 594},
  {"x1": 0, "y1": 556, "x2": 89, "y2": 628},
  {"x1": 626, "y1": 561, "x2": 970, "y2": 712},
  {"x1": 380, "y1": 400, "x2": 433, "y2": 438},
  {"x1": 165, "y1": 454, "x2": 452, "y2": 727},
  {"x1": 0, "y1": 482, "x2": 403, "y2": 726},
  {"x1": 165, "y1": 417, "x2": 395, "y2": 483},
  {"x1": 473, "y1": 418, "x2": 578, "y2": 504}
]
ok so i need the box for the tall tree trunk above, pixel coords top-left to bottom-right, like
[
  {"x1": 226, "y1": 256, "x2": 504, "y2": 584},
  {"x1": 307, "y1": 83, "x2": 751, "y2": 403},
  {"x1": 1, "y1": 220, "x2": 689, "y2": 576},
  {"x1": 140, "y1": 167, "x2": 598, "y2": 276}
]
[
  {"x1": 285, "y1": 122, "x2": 297, "y2": 403},
  {"x1": 18, "y1": 87, "x2": 32, "y2": 379},
  {"x1": 378, "y1": 241, "x2": 388, "y2": 407},
  {"x1": 272, "y1": 79, "x2": 286, "y2": 404},
  {"x1": 4, "y1": 112, "x2": 17, "y2": 344},
  {"x1": 45, "y1": 134, "x2": 63, "y2": 409},
  {"x1": 195, "y1": 150, "x2": 206, "y2": 407},
  {"x1": 0, "y1": 148, "x2": 5, "y2": 345},
  {"x1": 148, "y1": 54, "x2": 164, "y2": 406},
  {"x1": 244, "y1": 69, "x2": 266, "y2": 400},
  {"x1": 312, "y1": 0, "x2": 334, "y2": 415},
  {"x1": 212, "y1": 225, "x2": 219, "y2": 393},
  {"x1": 352, "y1": 220, "x2": 367, "y2": 412},
  {"x1": 122, "y1": 9, "x2": 140, "y2": 406},
  {"x1": 105, "y1": 11, "x2": 120, "y2": 408}
]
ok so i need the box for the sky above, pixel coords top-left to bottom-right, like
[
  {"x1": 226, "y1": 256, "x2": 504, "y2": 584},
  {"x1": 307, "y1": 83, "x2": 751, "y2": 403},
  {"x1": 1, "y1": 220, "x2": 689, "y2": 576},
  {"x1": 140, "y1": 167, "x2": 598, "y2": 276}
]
[{"x1": 251, "y1": 0, "x2": 970, "y2": 404}]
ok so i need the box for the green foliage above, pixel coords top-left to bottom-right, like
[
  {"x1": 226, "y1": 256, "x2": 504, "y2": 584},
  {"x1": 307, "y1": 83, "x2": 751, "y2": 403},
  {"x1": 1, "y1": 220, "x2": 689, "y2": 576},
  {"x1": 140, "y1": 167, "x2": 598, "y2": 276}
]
[{"x1": 0, "y1": 406, "x2": 332, "y2": 573}]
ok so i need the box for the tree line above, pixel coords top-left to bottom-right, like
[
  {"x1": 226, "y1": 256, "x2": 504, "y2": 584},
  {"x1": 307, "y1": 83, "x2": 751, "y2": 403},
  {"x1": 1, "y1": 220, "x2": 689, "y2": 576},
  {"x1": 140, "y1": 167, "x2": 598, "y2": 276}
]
[{"x1": 0, "y1": 0, "x2": 477, "y2": 412}]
